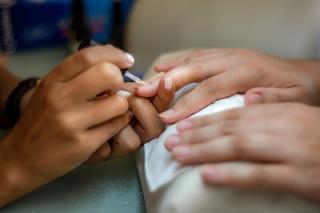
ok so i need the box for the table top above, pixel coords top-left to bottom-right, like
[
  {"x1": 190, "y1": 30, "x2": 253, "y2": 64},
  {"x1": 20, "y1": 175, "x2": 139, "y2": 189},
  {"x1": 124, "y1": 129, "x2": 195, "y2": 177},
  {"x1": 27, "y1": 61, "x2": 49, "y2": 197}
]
[{"x1": 1, "y1": 47, "x2": 146, "y2": 213}]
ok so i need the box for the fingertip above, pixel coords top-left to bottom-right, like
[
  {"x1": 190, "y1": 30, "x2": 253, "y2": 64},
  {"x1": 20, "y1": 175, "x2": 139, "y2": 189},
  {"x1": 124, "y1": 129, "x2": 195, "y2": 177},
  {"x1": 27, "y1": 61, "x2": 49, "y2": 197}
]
[
  {"x1": 245, "y1": 92, "x2": 264, "y2": 105},
  {"x1": 159, "y1": 109, "x2": 178, "y2": 124},
  {"x1": 135, "y1": 80, "x2": 160, "y2": 97},
  {"x1": 165, "y1": 134, "x2": 182, "y2": 150},
  {"x1": 201, "y1": 165, "x2": 221, "y2": 183},
  {"x1": 155, "y1": 64, "x2": 169, "y2": 72}
]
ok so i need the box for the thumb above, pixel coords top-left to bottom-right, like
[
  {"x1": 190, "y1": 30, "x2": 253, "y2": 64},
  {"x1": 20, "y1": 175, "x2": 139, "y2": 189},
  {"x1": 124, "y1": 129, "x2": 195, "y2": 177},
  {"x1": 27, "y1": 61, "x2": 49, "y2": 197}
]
[{"x1": 245, "y1": 87, "x2": 300, "y2": 105}]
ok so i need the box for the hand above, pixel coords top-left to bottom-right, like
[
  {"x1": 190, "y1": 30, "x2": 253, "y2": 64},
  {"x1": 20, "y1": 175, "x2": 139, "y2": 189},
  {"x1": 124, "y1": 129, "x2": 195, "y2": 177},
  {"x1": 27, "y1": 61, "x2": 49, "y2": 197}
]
[
  {"x1": 86, "y1": 77, "x2": 176, "y2": 163},
  {"x1": 166, "y1": 103, "x2": 320, "y2": 203},
  {"x1": 0, "y1": 45, "x2": 134, "y2": 206},
  {"x1": 136, "y1": 49, "x2": 320, "y2": 123}
]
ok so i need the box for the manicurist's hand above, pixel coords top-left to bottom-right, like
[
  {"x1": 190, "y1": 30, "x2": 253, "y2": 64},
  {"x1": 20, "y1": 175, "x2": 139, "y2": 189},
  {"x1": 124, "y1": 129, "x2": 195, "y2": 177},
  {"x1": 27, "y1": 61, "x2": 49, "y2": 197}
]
[
  {"x1": 136, "y1": 49, "x2": 320, "y2": 123},
  {"x1": 166, "y1": 103, "x2": 320, "y2": 203},
  {"x1": 0, "y1": 45, "x2": 134, "y2": 206}
]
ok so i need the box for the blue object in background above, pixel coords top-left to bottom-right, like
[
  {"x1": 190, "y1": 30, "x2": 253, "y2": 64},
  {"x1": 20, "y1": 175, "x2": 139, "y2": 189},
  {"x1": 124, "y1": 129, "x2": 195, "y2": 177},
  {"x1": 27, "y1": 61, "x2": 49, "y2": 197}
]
[
  {"x1": 10, "y1": 0, "x2": 134, "y2": 51},
  {"x1": 83, "y1": 0, "x2": 113, "y2": 44},
  {"x1": 12, "y1": 0, "x2": 71, "y2": 50},
  {"x1": 121, "y1": 0, "x2": 134, "y2": 27}
]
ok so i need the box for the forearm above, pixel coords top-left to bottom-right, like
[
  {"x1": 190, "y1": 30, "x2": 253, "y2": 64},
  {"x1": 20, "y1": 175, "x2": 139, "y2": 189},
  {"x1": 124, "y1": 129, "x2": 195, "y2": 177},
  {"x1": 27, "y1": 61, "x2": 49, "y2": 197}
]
[{"x1": 0, "y1": 65, "x2": 20, "y2": 127}]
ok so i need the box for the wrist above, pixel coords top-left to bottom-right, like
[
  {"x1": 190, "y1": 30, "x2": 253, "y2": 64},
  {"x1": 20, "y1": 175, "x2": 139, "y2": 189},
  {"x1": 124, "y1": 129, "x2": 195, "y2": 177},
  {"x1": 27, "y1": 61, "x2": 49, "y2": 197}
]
[{"x1": 0, "y1": 136, "x2": 30, "y2": 207}]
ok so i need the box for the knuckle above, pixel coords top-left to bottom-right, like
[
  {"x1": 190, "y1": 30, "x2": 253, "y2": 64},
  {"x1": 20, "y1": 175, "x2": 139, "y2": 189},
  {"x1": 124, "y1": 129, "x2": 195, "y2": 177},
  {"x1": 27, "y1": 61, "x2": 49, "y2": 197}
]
[
  {"x1": 55, "y1": 113, "x2": 78, "y2": 134},
  {"x1": 125, "y1": 136, "x2": 141, "y2": 151},
  {"x1": 223, "y1": 109, "x2": 240, "y2": 120},
  {"x1": 231, "y1": 134, "x2": 249, "y2": 158},
  {"x1": 75, "y1": 49, "x2": 95, "y2": 66},
  {"x1": 97, "y1": 62, "x2": 123, "y2": 87},
  {"x1": 250, "y1": 167, "x2": 270, "y2": 188},
  {"x1": 218, "y1": 121, "x2": 236, "y2": 135}
]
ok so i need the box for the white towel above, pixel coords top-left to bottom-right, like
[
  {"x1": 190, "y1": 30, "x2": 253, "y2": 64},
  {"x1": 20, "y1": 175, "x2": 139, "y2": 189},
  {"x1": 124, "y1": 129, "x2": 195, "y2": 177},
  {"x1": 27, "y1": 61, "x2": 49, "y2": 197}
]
[{"x1": 144, "y1": 89, "x2": 245, "y2": 192}]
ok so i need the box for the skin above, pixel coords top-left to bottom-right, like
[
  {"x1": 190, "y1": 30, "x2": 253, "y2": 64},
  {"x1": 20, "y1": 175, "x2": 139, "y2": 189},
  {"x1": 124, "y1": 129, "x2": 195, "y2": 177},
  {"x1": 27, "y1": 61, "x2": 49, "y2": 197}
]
[
  {"x1": 0, "y1": 46, "x2": 119, "y2": 206},
  {"x1": 165, "y1": 103, "x2": 320, "y2": 203},
  {"x1": 0, "y1": 45, "x2": 175, "y2": 206},
  {"x1": 136, "y1": 49, "x2": 320, "y2": 124},
  {"x1": 134, "y1": 48, "x2": 320, "y2": 203},
  {"x1": 86, "y1": 77, "x2": 175, "y2": 163}
]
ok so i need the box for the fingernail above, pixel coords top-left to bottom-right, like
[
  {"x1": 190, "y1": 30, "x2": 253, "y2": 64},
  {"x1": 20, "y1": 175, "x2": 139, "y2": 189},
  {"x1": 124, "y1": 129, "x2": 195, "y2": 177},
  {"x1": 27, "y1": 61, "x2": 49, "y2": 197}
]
[
  {"x1": 172, "y1": 146, "x2": 192, "y2": 160},
  {"x1": 117, "y1": 90, "x2": 132, "y2": 97},
  {"x1": 159, "y1": 109, "x2": 176, "y2": 118},
  {"x1": 128, "y1": 110, "x2": 134, "y2": 118},
  {"x1": 138, "y1": 79, "x2": 160, "y2": 91},
  {"x1": 249, "y1": 93, "x2": 263, "y2": 104},
  {"x1": 126, "y1": 53, "x2": 135, "y2": 65},
  {"x1": 164, "y1": 77, "x2": 173, "y2": 91},
  {"x1": 177, "y1": 120, "x2": 193, "y2": 131},
  {"x1": 166, "y1": 135, "x2": 182, "y2": 148},
  {"x1": 201, "y1": 166, "x2": 221, "y2": 182},
  {"x1": 105, "y1": 44, "x2": 114, "y2": 48}
]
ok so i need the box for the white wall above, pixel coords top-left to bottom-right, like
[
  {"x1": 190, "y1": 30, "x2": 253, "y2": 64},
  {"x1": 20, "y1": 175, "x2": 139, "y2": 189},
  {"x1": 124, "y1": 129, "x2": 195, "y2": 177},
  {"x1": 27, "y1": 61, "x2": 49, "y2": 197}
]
[{"x1": 127, "y1": 0, "x2": 319, "y2": 71}]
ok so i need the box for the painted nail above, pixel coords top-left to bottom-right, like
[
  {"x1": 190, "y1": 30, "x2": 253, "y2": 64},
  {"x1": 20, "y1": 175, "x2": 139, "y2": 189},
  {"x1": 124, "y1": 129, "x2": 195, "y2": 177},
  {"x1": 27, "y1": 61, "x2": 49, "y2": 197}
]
[
  {"x1": 138, "y1": 79, "x2": 160, "y2": 91},
  {"x1": 105, "y1": 44, "x2": 114, "y2": 48},
  {"x1": 159, "y1": 109, "x2": 176, "y2": 118},
  {"x1": 249, "y1": 93, "x2": 263, "y2": 104},
  {"x1": 164, "y1": 77, "x2": 173, "y2": 91},
  {"x1": 172, "y1": 146, "x2": 191, "y2": 158},
  {"x1": 201, "y1": 166, "x2": 222, "y2": 182},
  {"x1": 126, "y1": 53, "x2": 135, "y2": 65},
  {"x1": 166, "y1": 135, "x2": 182, "y2": 148},
  {"x1": 117, "y1": 90, "x2": 132, "y2": 97},
  {"x1": 177, "y1": 120, "x2": 193, "y2": 131},
  {"x1": 128, "y1": 110, "x2": 134, "y2": 118}
]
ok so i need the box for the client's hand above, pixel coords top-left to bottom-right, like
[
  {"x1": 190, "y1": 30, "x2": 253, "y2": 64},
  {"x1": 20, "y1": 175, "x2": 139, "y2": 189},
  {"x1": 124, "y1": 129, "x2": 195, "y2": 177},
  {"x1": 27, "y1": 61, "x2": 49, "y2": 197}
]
[
  {"x1": 136, "y1": 49, "x2": 320, "y2": 124},
  {"x1": 86, "y1": 77, "x2": 175, "y2": 163},
  {"x1": 166, "y1": 103, "x2": 320, "y2": 203}
]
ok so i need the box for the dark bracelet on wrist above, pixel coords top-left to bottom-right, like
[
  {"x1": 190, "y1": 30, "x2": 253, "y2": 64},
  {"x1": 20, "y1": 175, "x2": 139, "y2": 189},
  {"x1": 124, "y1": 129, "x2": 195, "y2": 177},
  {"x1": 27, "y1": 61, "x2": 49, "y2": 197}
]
[{"x1": 5, "y1": 77, "x2": 39, "y2": 126}]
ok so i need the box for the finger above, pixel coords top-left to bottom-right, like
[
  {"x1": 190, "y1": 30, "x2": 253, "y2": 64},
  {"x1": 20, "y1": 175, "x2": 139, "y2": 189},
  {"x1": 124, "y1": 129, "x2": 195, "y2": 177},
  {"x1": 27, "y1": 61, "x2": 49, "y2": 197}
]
[
  {"x1": 139, "y1": 52, "x2": 232, "y2": 97},
  {"x1": 121, "y1": 82, "x2": 140, "y2": 93},
  {"x1": 134, "y1": 78, "x2": 161, "y2": 98},
  {"x1": 109, "y1": 125, "x2": 141, "y2": 159},
  {"x1": 67, "y1": 62, "x2": 124, "y2": 101},
  {"x1": 171, "y1": 134, "x2": 285, "y2": 165},
  {"x1": 155, "y1": 52, "x2": 194, "y2": 72},
  {"x1": 155, "y1": 49, "x2": 223, "y2": 72},
  {"x1": 201, "y1": 163, "x2": 295, "y2": 191},
  {"x1": 153, "y1": 77, "x2": 176, "y2": 112},
  {"x1": 166, "y1": 120, "x2": 238, "y2": 150},
  {"x1": 85, "y1": 142, "x2": 112, "y2": 164},
  {"x1": 128, "y1": 96, "x2": 165, "y2": 142},
  {"x1": 159, "y1": 67, "x2": 257, "y2": 124},
  {"x1": 52, "y1": 46, "x2": 134, "y2": 82},
  {"x1": 84, "y1": 114, "x2": 131, "y2": 154},
  {"x1": 81, "y1": 95, "x2": 129, "y2": 128},
  {"x1": 245, "y1": 87, "x2": 303, "y2": 105}
]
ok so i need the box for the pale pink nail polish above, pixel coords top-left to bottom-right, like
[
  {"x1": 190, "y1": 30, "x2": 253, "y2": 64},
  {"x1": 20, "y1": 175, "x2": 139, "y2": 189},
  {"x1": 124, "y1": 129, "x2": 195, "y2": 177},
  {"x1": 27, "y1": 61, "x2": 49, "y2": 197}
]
[
  {"x1": 164, "y1": 77, "x2": 173, "y2": 91},
  {"x1": 159, "y1": 109, "x2": 176, "y2": 118},
  {"x1": 126, "y1": 53, "x2": 135, "y2": 64},
  {"x1": 202, "y1": 166, "x2": 222, "y2": 182},
  {"x1": 166, "y1": 135, "x2": 182, "y2": 148},
  {"x1": 249, "y1": 93, "x2": 263, "y2": 104},
  {"x1": 177, "y1": 120, "x2": 193, "y2": 131},
  {"x1": 172, "y1": 146, "x2": 191, "y2": 159}
]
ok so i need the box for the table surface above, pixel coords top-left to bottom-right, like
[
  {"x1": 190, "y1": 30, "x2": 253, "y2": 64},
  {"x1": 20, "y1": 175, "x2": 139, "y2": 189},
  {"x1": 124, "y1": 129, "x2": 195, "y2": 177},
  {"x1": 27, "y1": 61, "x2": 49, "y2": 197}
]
[{"x1": 1, "y1": 47, "x2": 146, "y2": 213}]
